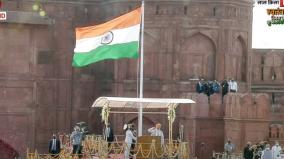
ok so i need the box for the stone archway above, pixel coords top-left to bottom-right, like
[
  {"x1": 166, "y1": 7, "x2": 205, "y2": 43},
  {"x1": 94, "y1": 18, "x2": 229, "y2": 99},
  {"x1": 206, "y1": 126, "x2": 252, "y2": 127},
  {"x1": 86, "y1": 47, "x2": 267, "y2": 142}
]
[{"x1": 179, "y1": 33, "x2": 216, "y2": 80}]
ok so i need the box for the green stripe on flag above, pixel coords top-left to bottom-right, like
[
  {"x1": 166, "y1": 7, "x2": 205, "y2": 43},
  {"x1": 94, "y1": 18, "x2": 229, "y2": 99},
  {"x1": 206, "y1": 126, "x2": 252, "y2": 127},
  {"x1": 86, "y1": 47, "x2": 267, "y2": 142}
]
[{"x1": 72, "y1": 41, "x2": 139, "y2": 67}]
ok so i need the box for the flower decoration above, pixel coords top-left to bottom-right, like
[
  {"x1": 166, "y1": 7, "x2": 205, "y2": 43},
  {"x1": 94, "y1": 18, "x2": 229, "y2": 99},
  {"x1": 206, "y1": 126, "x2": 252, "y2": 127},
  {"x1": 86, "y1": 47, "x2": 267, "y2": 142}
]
[
  {"x1": 168, "y1": 106, "x2": 176, "y2": 123},
  {"x1": 101, "y1": 105, "x2": 110, "y2": 125}
]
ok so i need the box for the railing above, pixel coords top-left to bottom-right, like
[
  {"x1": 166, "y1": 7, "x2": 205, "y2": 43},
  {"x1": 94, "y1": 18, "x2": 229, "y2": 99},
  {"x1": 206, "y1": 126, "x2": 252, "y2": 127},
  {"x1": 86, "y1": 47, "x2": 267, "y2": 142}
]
[
  {"x1": 214, "y1": 152, "x2": 243, "y2": 159},
  {"x1": 27, "y1": 135, "x2": 190, "y2": 159}
]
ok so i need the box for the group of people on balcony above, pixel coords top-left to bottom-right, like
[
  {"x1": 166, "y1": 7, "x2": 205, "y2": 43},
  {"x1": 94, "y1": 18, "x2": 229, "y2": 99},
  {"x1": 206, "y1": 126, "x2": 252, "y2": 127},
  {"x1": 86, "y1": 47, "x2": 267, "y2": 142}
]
[
  {"x1": 196, "y1": 78, "x2": 238, "y2": 97},
  {"x1": 243, "y1": 141, "x2": 282, "y2": 159}
]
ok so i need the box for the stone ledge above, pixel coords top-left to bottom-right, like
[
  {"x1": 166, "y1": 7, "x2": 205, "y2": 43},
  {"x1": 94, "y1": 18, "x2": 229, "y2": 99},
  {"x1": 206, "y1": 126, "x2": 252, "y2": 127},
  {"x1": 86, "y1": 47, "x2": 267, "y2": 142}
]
[{"x1": 0, "y1": 11, "x2": 54, "y2": 25}]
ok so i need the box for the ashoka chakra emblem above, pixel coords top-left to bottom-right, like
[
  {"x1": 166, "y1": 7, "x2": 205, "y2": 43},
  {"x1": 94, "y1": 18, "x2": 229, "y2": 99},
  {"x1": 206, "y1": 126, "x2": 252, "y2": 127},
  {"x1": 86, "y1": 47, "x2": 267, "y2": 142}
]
[{"x1": 101, "y1": 31, "x2": 114, "y2": 44}]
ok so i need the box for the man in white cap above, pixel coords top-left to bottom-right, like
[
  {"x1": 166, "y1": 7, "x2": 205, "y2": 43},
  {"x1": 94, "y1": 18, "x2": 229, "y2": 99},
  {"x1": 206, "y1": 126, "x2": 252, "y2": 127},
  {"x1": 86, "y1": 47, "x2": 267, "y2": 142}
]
[
  {"x1": 272, "y1": 141, "x2": 282, "y2": 159},
  {"x1": 124, "y1": 124, "x2": 136, "y2": 159}
]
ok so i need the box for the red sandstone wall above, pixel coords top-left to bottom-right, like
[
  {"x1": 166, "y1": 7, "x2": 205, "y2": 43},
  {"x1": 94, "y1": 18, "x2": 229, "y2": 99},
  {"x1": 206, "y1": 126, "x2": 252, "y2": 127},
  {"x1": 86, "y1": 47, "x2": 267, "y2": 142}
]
[
  {"x1": 0, "y1": 1, "x2": 273, "y2": 159},
  {"x1": 179, "y1": 93, "x2": 270, "y2": 158},
  {"x1": 252, "y1": 50, "x2": 284, "y2": 145},
  {"x1": 223, "y1": 93, "x2": 270, "y2": 152},
  {"x1": 252, "y1": 50, "x2": 284, "y2": 83},
  {"x1": 0, "y1": 0, "x2": 105, "y2": 156}
]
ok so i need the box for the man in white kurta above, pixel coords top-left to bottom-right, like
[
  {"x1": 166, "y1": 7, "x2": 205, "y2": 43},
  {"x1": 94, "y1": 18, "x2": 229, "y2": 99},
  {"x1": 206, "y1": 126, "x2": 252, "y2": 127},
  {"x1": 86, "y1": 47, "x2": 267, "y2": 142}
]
[
  {"x1": 272, "y1": 142, "x2": 282, "y2": 159},
  {"x1": 262, "y1": 144, "x2": 272, "y2": 159},
  {"x1": 124, "y1": 125, "x2": 137, "y2": 159},
  {"x1": 148, "y1": 123, "x2": 164, "y2": 145}
]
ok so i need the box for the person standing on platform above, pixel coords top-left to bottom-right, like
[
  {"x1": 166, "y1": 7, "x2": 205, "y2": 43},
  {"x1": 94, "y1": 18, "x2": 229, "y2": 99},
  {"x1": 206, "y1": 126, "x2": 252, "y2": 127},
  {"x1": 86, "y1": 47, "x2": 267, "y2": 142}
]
[
  {"x1": 224, "y1": 139, "x2": 234, "y2": 158},
  {"x1": 213, "y1": 80, "x2": 221, "y2": 93},
  {"x1": 124, "y1": 124, "x2": 136, "y2": 159},
  {"x1": 48, "y1": 133, "x2": 61, "y2": 157},
  {"x1": 70, "y1": 126, "x2": 83, "y2": 156},
  {"x1": 222, "y1": 79, "x2": 229, "y2": 97},
  {"x1": 196, "y1": 79, "x2": 204, "y2": 93},
  {"x1": 104, "y1": 123, "x2": 114, "y2": 147},
  {"x1": 244, "y1": 142, "x2": 254, "y2": 159},
  {"x1": 272, "y1": 141, "x2": 282, "y2": 159},
  {"x1": 262, "y1": 144, "x2": 272, "y2": 159},
  {"x1": 148, "y1": 123, "x2": 164, "y2": 145}
]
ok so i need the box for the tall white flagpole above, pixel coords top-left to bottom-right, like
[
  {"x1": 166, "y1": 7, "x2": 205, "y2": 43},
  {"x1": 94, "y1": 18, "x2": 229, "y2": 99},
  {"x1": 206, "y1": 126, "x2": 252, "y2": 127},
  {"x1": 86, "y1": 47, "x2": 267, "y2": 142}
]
[{"x1": 138, "y1": 0, "x2": 145, "y2": 137}]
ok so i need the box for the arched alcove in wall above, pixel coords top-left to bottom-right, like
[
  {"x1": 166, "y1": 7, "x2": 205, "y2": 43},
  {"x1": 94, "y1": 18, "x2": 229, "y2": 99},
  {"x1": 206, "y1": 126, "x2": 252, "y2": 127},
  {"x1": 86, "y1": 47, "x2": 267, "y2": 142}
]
[
  {"x1": 263, "y1": 52, "x2": 283, "y2": 81},
  {"x1": 179, "y1": 33, "x2": 216, "y2": 80},
  {"x1": 228, "y1": 36, "x2": 247, "y2": 81}
]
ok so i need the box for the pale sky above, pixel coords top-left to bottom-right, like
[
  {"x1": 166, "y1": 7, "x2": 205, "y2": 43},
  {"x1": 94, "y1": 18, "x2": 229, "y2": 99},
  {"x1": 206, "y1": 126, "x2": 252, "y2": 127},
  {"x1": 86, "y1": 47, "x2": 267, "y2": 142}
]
[{"x1": 252, "y1": 3, "x2": 284, "y2": 49}]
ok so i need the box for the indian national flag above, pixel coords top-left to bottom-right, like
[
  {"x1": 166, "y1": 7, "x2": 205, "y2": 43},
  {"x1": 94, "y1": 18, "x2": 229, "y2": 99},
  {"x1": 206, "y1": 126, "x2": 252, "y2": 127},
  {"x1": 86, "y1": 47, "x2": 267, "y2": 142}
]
[{"x1": 72, "y1": 7, "x2": 141, "y2": 67}]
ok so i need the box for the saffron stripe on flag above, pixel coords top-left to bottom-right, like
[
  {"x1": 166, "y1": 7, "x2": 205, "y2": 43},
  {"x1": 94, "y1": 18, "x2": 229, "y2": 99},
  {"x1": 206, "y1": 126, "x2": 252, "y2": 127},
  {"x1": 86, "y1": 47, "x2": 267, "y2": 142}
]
[{"x1": 76, "y1": 7, "x2": 141, "y2": 40}]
